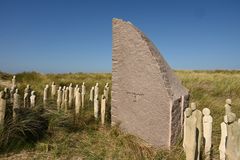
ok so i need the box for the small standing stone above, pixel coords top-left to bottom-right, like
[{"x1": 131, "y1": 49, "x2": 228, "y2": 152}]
[
  {"x1": 61, "y1": 86, "x2": 66, "y2": 109},
  {"x1": 89, "y1": 86, "x2": 94, "y2": 101},
  {"x1": 202, "y1": 108, "x2": 213, "y2": 160},
  {"x1": 13, "y1": 89, "x2": 20, "y2": 119},
  {"x1": 13, "y1": 89, "x2": 20, "y2": 109},
  {"x1": 226, "y1": 113, "x2": 240, "y2": 160},
  {"x1": 94, "y1": 83, "x2": 99, "y2": 99},
  {"x1": 104, "y1": 83, "x2": 109, "y2": 101},
  {"x1": 30, "y1": 91, "x2": 36, "y2": 108},
  {"x1": 183, "y1": 108, "x2": 197, "y2": 160},
  {"x1": 24, "y1": 85, "x2": 31, "y2": 108},
  {"x1": 190, "y1": 102, "x2": 202, "y2": 160},
  {"x1": 94, "y1": 95, "x2": 99, "y2": 120},
  {"x1": 64, "y1": 87, "x2": 69, "y2": 113},
  {"x1": 4, "y1": 88, "x2": 11, "y2": 106},
  {"x1": 57, "y1": 87, "x2": 62, "y2": 111},
  {"x1": 219, "y1": 115, "x2": 228, "y2": 160},
  {"x1": 101, "y1": 95, "x2": 106, "y2": 125},
  {"x1": 12, "y1": 75, "x2": 16, "y2": 89},
  {"x1": 51, "y1": 82, "x2": 57, "y2": 98},
  {"x1": 81, "y1": 82, "x2": 86, "y2": 108},
  {"x1": 75, "y1": 88, "x2": 81, "y2": 115},
  {"x1": 43, "y1": 85, "x2": 49, "y2": 106},
  {"x1": 10, "y1": 88, "x2": 15, "y2": 103},
  {"x1": 74, "y1": 84, "x2": 79, "y2": 98},
  {"x1": 103, "y1": 88, "x2": 108, "y2": 101},
  {"x1": 68, "y1": 83, "x2": 74, "y2": 107},
  {"x1": 0, "y1": 91, "x2": 6, "y2": 128},
  {"x1": 225, "y1": 99, "x2": 232, "y2": 115}
]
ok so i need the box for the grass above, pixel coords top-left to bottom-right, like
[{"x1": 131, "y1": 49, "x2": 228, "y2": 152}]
[{"x1": 0, "y1": 70, "x2": 239, "y2": 159}]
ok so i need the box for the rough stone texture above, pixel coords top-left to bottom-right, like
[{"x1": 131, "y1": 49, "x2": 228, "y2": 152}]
[{"x1": 112, "y1": 18, "x2": 189, "y2": 148}]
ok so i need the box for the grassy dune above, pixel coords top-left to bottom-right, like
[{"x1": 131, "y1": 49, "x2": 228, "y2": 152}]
[{"x1": 0, "y1": 70, "x2": 240, "y2": 159}]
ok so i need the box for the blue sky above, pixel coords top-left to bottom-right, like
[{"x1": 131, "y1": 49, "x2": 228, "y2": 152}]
[{"x1": 0, "y1": 0, "x2": 240, "y2": 73}]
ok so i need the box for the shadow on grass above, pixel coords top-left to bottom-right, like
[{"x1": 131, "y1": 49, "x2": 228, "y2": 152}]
[{"x1": 0, "y1": 107, "x2": 48, "y2": 154}]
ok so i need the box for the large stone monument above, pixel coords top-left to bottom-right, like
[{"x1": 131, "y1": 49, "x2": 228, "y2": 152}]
[{"x1": 112, "y1": 18, "x2": 189, "y2": 148}]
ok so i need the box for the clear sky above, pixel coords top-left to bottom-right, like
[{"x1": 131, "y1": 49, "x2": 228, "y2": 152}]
[{"x1": 0, "y1": 0, "x2": 240, "y2": 73}]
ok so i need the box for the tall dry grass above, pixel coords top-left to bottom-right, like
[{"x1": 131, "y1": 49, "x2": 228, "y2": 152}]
[{"x1": 0, "y1": 70, "x2": 239, "y2": 159}]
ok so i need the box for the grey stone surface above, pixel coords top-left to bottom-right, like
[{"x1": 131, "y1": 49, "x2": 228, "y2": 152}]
[{"x1": 112, "y1": 18, "x2": 189, "y2": 148}]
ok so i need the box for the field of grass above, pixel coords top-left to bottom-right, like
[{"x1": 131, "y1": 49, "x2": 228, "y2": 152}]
[{"x1": 0, "y1": 70, "x2": 240, "y2": 160}]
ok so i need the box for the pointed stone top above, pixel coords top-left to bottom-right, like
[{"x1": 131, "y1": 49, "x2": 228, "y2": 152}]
[
  {"x1": 112, "y1": 18, "x2": 190, "y2": 148},
  {"x1": 112, "y1": 18, "x2": 188, "y2": 100}
]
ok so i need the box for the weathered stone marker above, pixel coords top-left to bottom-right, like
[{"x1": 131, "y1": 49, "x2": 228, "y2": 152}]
[
  {"x1": 43, "y1": 84, "x2": 49, "y2": 106},
  {"x1": 30, "y1": 91, "x2": 36, "y2": 108},
  {"x1": 13, "y1": 89, "x2": 20, "y2": 109},
  {"x1": 51, "y1": 82, "x2": 57, "y2": 98},
  {"x1": 89, "y1": 86, "x2": 94, "y2": 101},
  {"x1": 112, "y1": 18, "x2": 189, "y2": 148},
  {"x1": 68, "y1": 83, "x2": 73, "y2": 107},
  {"x1": 64, "y1": 87, "x2": 69, "y2": 113},
  {"x1": 219, "y1": 115, "x2": 228, "y2": 160},
  {"x1": 183, "y1": 108, "x2": 197, "y2": 160},
  {"x1": 202, "y1": 108, "x2": 212, "y2": 160},
  {"x1": 0, "y1": 91, "x2": 6, "y2": 127},
  {"x1": 81, "y1": 82, "x2": 86, "y2": 108},
  {"x1": 61, "y1": 86, "x2": 66, "y2": 109},
  {"x1": 104, "y1": 83, "x2": 109, "y2": 102},
  {"x1": 11, "y1": 75, "x2": 16, "y2": 89},
  {"x1": 94, "y1": 95, "x2": 99, "y2": 120},
  {"x1": 190, "y1": 102, "x2": 202, "y2": 160},
  {"x1": 75, "y1": 88, "x2": 81, "y2": 115},
  {"x1": 226, "y1": 113, "x2": 240, "y2": 160},
  {"x1": 101, "y1": 95, "x2": 106, "y2": 125},
  {"x1": 13, "y1": 89, "x2": 20, "y2": 119},
  {"x1": 57, "y1": 87, "x2": 62, "y2": 111},
  {"x1": 94, "y1": 83, "x2": 99, "y2": 99},
  {"x1": 225, "y1": 99, "x2": 232, "y2": 115},
  {"x1": 24, "y1": 85, "x2": 31, "y2": 108},
  {"x1": 74, "y1": 84, "x2": 79, "y2": 98}
]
